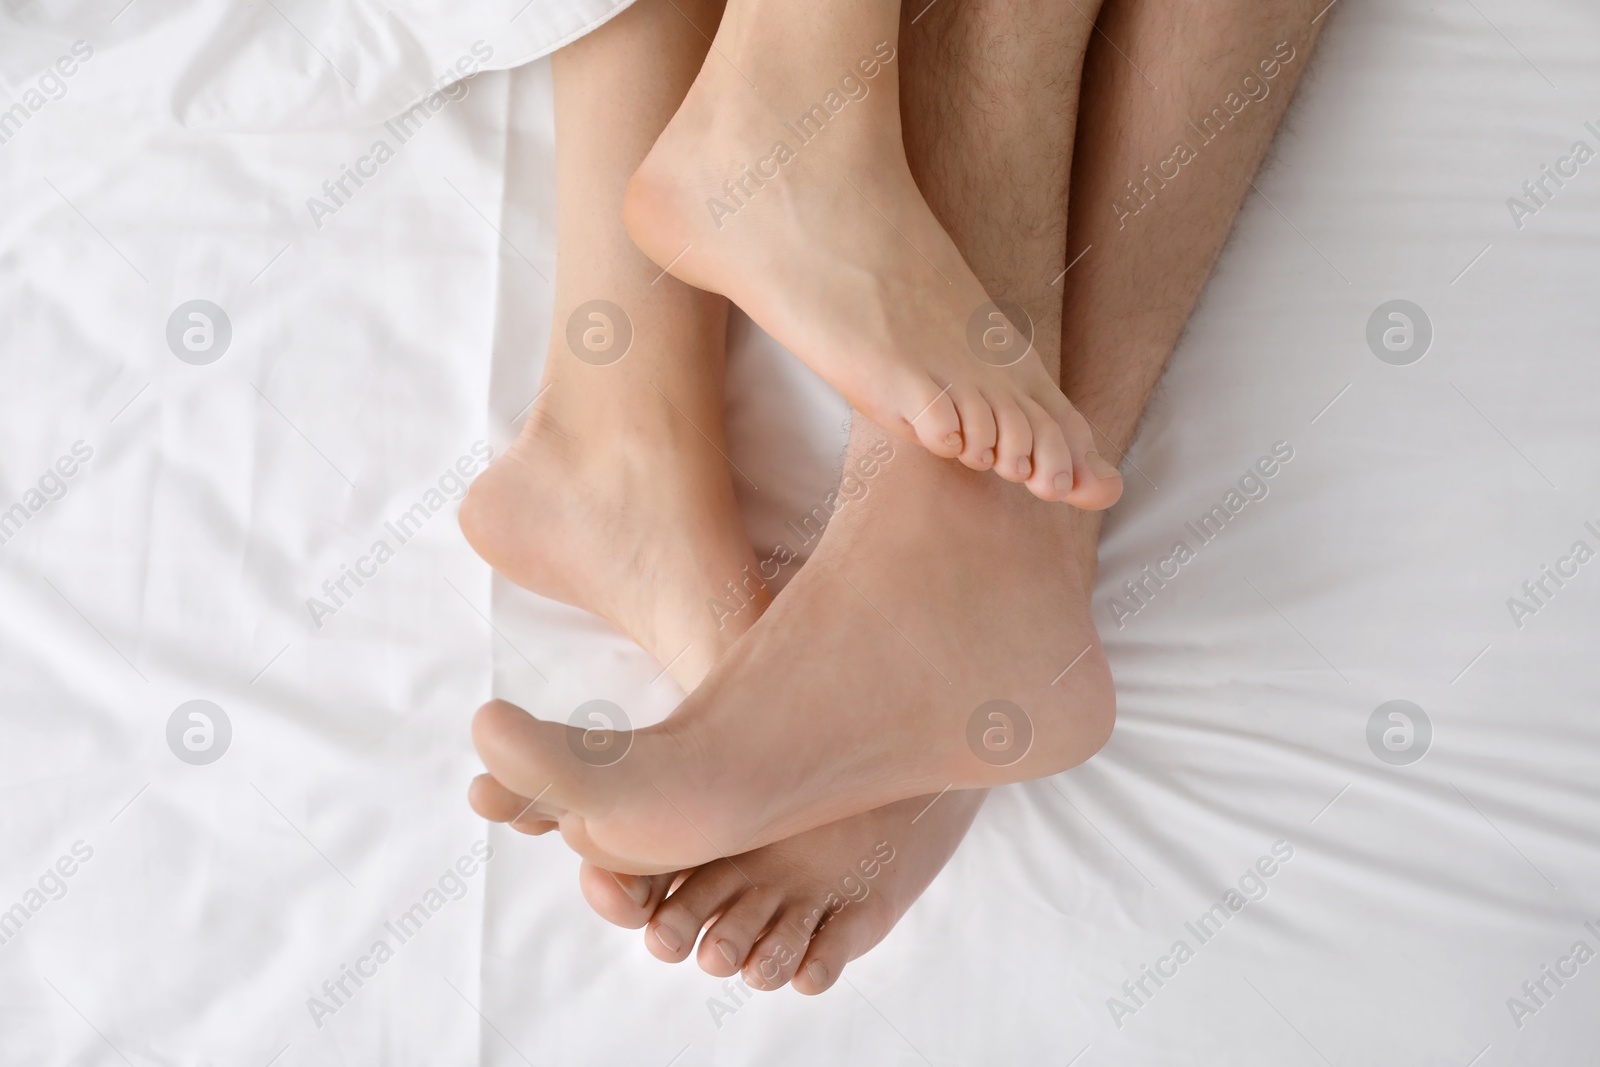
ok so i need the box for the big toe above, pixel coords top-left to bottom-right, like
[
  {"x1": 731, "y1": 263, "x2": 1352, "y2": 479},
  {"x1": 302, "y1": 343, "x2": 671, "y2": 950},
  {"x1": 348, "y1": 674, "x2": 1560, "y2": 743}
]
[
  {"x1": 471, "y1": 699, "x2": 585, "y2": 815},
  {"x1": 1048, "y1": 392, "x2": 1123, "y2": 510}
]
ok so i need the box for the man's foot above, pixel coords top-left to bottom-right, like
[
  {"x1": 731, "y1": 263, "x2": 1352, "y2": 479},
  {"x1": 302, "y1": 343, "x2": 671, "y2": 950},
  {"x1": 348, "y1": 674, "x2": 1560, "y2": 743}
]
[
  {"x1": 622, "y1": 35, "x2": 1122, "y2": 509},
  {"x1": 472, "y1": 770, "x2": 985, "y2": 994},
  {"x1": 620, "y1": 790, "x2": 984, "y2": 993},
  {"x1": 471, "y1": 433, "x2": 1116, "y2": 874},
  {"x1": 459, "y1": 382, "x2": 769, "y2": 691}
]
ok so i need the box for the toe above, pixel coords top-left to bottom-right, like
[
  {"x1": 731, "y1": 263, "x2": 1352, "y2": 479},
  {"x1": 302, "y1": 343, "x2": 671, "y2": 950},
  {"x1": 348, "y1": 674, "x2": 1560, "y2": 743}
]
[
  {"x1": 989, "y1": 395, "x2": 1034, "y2": 483},
  {"x1": 475, "y1": 705, "x2": 724, "y2": 875},
  {"x1": 744, "y1": 903, "x2": 826, "y2": 990},
  {"x1": 578, "y1": 862, "x2": 672, "y2": 929},
  {"x1": 905, "y1": 379, "x2": 961, "y2": 459},
  {"x1": 647, "y1": 863, "x2": 745, "y2": 964},
  {"x1": 951, "y1": 387, "x2": 997, "y2": 471},
  {"x1": 790, "y1": 901, "x2": 891, "y2": 996},
  {"x1": 698, "y1": 888, "x2": 784, "y2": 979},
  {"x1": 473, "y1": 698, "x2": 640, "y2": 824},
  {"x1": 468, "y1": 774, "x2": 557, "y2": 835},
  {"x1": 1072, "y1": 446, "x2": 1125, "y2": 510},
  {"x1": 791, "y1": 937, "x2": 847, "y2": 995},
  {"x1": 472, "y1": 700, "x2": 570, "y2": 808},
  {"x1": 1039, "y1": 389, "x2": 1124, "y2": 510},
  {"x1": 1018, "y1": 396, "x2": 1076, "y2": 503}
]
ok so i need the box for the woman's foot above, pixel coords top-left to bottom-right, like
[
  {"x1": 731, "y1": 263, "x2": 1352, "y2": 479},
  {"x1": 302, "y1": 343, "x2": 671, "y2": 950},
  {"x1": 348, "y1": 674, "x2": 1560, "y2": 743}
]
[
  {"x1": 472, "y1": 771, "x2": 985, "y2": 994},
  {"x1": 622, "y1": 20, "x2": 1122, "y2": 509},
  {"x1": 459, "y1": 382, "x2": 769, "y2": 691},
  {"x1": 470, "y1": 431, "x2": 1116, "y2": 874}
]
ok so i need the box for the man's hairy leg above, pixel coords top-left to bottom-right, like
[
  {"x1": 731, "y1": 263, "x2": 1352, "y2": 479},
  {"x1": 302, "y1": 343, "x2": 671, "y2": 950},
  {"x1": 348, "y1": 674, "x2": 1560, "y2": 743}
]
[
  {"x1": 475, "y1": 0, "x2": 1328, "y2": 992},
  {"x1": 1063, "y1": 0, "x2": 1330, "y2": 579}
]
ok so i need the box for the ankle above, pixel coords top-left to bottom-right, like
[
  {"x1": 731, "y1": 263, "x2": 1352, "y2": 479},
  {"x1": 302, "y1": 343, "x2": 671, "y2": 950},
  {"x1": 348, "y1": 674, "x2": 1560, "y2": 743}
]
[
  {"x1": 521, "y1": 378, "x2": 725, "y2": 476},
  {"x1": 713, "y1": 8, "x2": 902, "y2": 115},
  {"x1": 717, "y1": 1, "x2": 898, "y2": 62}
]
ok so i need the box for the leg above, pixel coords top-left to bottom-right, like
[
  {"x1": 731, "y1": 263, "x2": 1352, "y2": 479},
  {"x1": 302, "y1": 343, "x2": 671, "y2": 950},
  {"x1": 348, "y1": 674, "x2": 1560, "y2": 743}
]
[
  {"x1": 1061, "y1": 0, "x2": 1328, "y2": 576},
  {"x1": 476, "y1": 0, "x2": 1330, "y2": 989},
  {"x1": 473, "y1": 0, "x2": 1106, "y2": 973},
  {"x1": 472, "y1": 0, "x2": 1116, "y2": 877},
  {"x1": 623, "y1": 0, "x2": 1123, "y2": 505},
  {"x1": 651, "y1": 0, "x2": 1332, "y2": 990},
  {"x1": 459, "y1": 0, "x2": 765, "y2": 692}
]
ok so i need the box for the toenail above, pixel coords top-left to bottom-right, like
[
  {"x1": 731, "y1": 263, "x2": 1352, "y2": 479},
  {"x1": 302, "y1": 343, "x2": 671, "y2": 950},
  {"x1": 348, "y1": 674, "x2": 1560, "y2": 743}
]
[
  {"x1": 1086, "y1": 450, "x2": 1121, "y2": 480},
  {"x1": 653, "y1": 924, "x2": 683, "y2": 953},
  {"x1": 806, "y1": 961, "x2": 829, "y2": 986},
  {"x1": 1054, "y1": 473, "x2": 1074, "y2": 496},
  {"x1": 981, "y1": 448, "x2": 995, "y2": 467},
  {"x1": 618, "y1": 874, "x2": 651, "y2": 908},
  {"x1": 1018, "y1": 456, "x2": 1033, "y2": 478},
  {"x1": 716, "y1": 939, "x2": 740, "y2": 966},
  {"x1": 944, "y1": 432, "x2": 962, "y2": 450}
]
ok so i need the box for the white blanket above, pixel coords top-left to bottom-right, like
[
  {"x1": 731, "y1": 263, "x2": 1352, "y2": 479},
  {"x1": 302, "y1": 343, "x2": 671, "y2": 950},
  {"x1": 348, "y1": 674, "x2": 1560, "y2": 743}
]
[{"x1": 2, "y1": 0, "x2": 1598, "y2": 1064}]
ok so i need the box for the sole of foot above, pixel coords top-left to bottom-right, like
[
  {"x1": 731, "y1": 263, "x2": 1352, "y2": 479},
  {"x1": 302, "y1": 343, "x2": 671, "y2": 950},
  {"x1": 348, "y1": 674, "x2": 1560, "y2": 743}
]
[
  {"x1": 621, "y1": 40, "x2": 1122, "y2": 509},
  {"x1": 470, "y1": 432, "x2": 1115, "y2": 875}
]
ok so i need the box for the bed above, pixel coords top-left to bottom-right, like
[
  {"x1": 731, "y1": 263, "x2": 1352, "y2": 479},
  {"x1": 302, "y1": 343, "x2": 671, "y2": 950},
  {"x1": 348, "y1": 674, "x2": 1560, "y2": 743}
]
[{"x1": 2, "y1": 0, "x2": 1597, "y2": 1063}]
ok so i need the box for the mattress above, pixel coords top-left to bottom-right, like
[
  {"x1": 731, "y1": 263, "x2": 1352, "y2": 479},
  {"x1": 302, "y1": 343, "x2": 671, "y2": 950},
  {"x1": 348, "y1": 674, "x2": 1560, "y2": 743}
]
[{"x1": 2, "y1": 0, "x2": 1597, "y2": 1064}]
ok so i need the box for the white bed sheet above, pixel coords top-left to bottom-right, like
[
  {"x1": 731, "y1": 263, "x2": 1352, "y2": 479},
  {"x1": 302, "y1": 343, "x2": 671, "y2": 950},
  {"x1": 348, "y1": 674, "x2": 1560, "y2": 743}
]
[
  {"x1": 3, "y1": 1, "x2": 1599, "y2": 1064},
  {"x1": 0, "y1": 0, "x2": 636, "y2": 130}
]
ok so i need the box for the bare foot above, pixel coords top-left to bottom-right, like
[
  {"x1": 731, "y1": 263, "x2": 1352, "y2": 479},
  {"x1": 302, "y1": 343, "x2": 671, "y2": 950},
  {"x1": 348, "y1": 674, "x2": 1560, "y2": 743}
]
[
  {"x1": 471, "y1": 770, "x2": 984, "y2": 994},
  {"x1": 622, "y1": 31, "x2": 1122, "y2": 508},
  {"x1": 459, "y1": 385, "x2": 769, "y2": 691},
  {"x1": 471, "y1": 431, "x2": 1115, "y2": 874}
]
